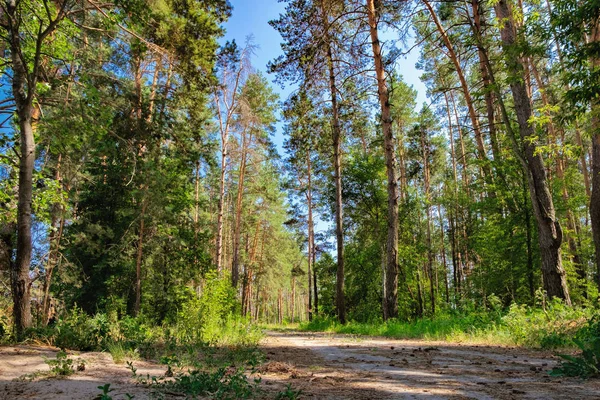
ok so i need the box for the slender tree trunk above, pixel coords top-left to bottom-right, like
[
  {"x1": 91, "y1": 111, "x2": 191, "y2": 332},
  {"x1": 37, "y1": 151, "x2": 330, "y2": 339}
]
[
  {"x1": 471, "y1": 0, "x2": 503, "y2": 169},
  {"x1": 367, "y1": 0, "x2": 400, "y2": 320},
  {"x1": 215, "y1": 142, "x2": 227, "y2": 273},
  {"x1": 524, "y1": 177, "x2": 535, "y2": 301},
  {"x1": 438, "y1": 204, "x2": 450, "y2": 304},
  {"x1": 590, "y1": 20, "x2": 600, "y2": 291},
  {"x1": 134, "y1": 199, "x2": 147, "y2": 316},
  {"x1": 291, "y1": 276, "x2": 296, "y2": 322},
  {"x1": 306, "y1": 152, "x2": 315, "y2": 320},
  {"x1": 278, "y1": 288, "x2": 283, "y2": 324},
  {"x1": 495, "y1": 0, "x2": 570, "y2": 303},
  {"x1": 423, "y1": 0, "x2": 492, "y2": 190},
  {"x1": 398, "y1": 129, "x2": 408, "y2": 202},
  {"x1": 420, "y1": 125, "x2": 435, "y2": 315},
  {"x1": 449, "y1": 208, "x2": 460, "y2": 299},
  {"x1": 416, "y1": 269, "x2": 424, "y2": 318},
  {"x1": 232, "y1": 129, "x2": 251, "y2": 288},
  {"x1": 193, "y1": 160, "x2": 200, "y2": 278},
  {"x1": 320, "y1": 0, "x2": 345, "y2": 323},
  {"x1": 42, "y1": 207, "x2": 64, "y2": 326},
  {"x1": 450, "y1": 91, "x2": 471, "y2": 195}
]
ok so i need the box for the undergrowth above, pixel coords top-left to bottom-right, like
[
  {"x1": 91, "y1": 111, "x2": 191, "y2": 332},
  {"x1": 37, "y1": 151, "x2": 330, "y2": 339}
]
[
  {"x1": 300, "y1": 297, "x2": 595, "y2": 350},
  {"x1": 551, "y1": 316, "x2": 600, "y2": 378}
]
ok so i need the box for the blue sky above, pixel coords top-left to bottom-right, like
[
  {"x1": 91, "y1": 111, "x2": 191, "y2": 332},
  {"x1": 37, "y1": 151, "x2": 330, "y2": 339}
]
[{"x1": 221, "y1": 0, "x2": 427, "y2": 155}]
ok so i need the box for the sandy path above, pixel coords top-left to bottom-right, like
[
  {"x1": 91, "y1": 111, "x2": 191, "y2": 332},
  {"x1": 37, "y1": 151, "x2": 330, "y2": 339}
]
[
  {"x1": 0, "y1": 346, "x2": 164, "y2": 399},
  {"x1": 2, "y1": 333, "x2": 599, "y2": 399},
  {"x1": 257, "y1": 331, "x2": 600, "y2": 399}
]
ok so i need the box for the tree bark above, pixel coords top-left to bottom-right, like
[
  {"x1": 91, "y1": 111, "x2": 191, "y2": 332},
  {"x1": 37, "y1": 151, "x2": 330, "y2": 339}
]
[
  {"x1": 232, "y1": 129, "x2": 251, "y2": 288},
  {"x1": 423, "y1": 0, "x2": 493, "y2": 191},
  {"x1": 9, "y1": 8, "x2": 35, "y2": 334},
  {"x1": 320, "y1": 0, "x2": 345, "y2": 324},
  {"x1": 590, "y1": 20, "x2": 600, "y2": 291},
  {"x1": 495, "y1": 0, "x2": 571, "y2": 303},
  {"x1": 367, "y1": 0, "x2": 399, "y2": 320},
  {"x1": 306, "y1": 152, "x2": 316, "y2": 320},
  {"x1": 420, "y1": 124, "x2": 435, "y2": 315},
  {"x1": 133, "y1": 198, "x2": 147, "y2": 316}
]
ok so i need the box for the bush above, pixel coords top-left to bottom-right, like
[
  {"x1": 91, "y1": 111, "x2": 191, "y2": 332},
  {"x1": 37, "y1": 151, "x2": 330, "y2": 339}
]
[
  {"x1": 551, "y1": 315, "x2": 600, "y2": 378},
  {"x1": 501, "y1": 299, "x2": 589, "y2": 348},
  {"x1": 148, "y1": 367, "x2": 261, "y2": 399},
  {"x1": 53, "y1": 307, "x2": 115, "y2": 350},
  {"x1": 300, "y1": 300, "x2": 593, "y2": 349},
  {"x1": 44, "y1": 350, "x2": 74, "y2": 376},
  {"x1": 175, "y1": 273, "x2": 259, "y2": 346}
]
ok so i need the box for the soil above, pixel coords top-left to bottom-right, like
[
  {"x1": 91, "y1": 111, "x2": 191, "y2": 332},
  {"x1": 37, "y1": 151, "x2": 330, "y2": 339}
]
[
  {"x1": 256, "y1": 331, "x2": 600, "y2": 399},
  {"x1": 1, "y1": 332, "x2": 599, "y2": 399}
]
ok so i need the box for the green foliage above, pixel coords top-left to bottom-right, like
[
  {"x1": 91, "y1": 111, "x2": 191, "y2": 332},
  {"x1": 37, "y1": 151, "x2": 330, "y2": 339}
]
[
  {"x1": 107, "y1": 341, "x2": 139, "y2": 364},
  {"x1": 148, "y1": 367, "x2": 261, "y2": 400},
  {"x1": 275, "y1": 383, "x2": 303, "y2": 400},
  {"x1": 51, "y1": 308, "x2": 114, "y2": 351},
  {"x1": 175, "y1": 273, "x2": 260, "y2": 345},
  {"x1": 95, "y1": 384, "x2": 115, "y2": 400},
  {"x1": 45, "y1": 350, "x2": 74, "y2": 376},
  {"x1": 301, "y1": 303, "x2": 594, "y2": 349},
  {"x1": 551, "y1": 316, "x2": 600, "y2": 378},
  {"x1": 502, "y1": 299, "x2": 589, "y2": 348},
  {"x1": 94, "y1": 383, "x2": 134, "y2": 400}
]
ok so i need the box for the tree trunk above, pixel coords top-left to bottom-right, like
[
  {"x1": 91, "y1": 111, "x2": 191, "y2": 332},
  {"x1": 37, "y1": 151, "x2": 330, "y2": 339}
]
[
  {"x1": 11, "y1": 32, "x2": 35, "y2": 335},
  {"x1": 291, "y1": 276, "x2": 296, "y2": 322},
  {"x1": 232, "y1": 129, "x2": 251, "y2": 288},
  {"x1": 421, "y1": 124, "x2": 435, "y2": 315},
  {"x1": 367, "y1": 0, "x2": 399, "y2": 320},
  {"x1": 320, "y1": 0, "x2": 345, "y2": 324},
  {"x1": 495, "y1": 0, "x2": 570, "y2": 303},
  {"x1": 134, "y1": 199, "x2": 147, "y2": 316},
  {"x1": 590, "y1": 20, "x2": 600, "y2": 291},
  {"x1": 42, "y1": 207, "x2": 64, "y2": 326},
  {"x1": 423, "y1": 0, "x2": 493, "y2": 191},
  {"x1": 438, "y1": 204, "x2": 450, "y2": 304},
  {"x1": 306, "y1": 152, "x2": 315, "y2": 320}
]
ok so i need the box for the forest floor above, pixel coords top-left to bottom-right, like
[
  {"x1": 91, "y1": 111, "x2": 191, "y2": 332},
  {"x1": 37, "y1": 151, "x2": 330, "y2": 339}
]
[{"x1": 1, "y1": 331, "x2": 600, "y2": 399}]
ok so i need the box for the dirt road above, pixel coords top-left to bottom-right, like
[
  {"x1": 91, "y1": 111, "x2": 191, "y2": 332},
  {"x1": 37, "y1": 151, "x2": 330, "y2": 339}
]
[
  {"x1": 1, "y1": 332, "x2": 599, "y2": 399},
  {"x1": 258, "y1": 331, "x2": 600, "y2": 399}
]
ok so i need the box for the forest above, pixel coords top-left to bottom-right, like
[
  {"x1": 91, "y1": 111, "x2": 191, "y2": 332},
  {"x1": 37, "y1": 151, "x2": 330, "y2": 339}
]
[{"x1": 1, "y1": 0, "x2": 600, "y2": 398}]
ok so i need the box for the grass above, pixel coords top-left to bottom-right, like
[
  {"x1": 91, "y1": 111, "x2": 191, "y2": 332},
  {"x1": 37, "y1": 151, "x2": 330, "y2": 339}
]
[
  {"x1": 299, "y1": 302, "x2": 595, "y2": 349},
  {"x1": 106, "y1": 341, "x2": 139, "y2": 364},
  {"x1": 300, "y1": 313, "x2": 508, "y2": 344}
]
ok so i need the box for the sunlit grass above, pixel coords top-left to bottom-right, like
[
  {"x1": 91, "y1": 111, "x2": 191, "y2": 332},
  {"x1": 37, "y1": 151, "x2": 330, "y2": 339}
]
[{"x1": 298, "y1": 302, "x2": 595, "y2": 349}]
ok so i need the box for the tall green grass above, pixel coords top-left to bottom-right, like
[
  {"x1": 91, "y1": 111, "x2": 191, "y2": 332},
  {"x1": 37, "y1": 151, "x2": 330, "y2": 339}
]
[{"x1": 300, "y1": 299, "x2": 595, "y2": 349}]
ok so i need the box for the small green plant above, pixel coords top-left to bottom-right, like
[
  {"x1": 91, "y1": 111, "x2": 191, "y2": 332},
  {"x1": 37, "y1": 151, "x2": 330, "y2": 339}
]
[
  {"x1": 95, "y1": 384, "x2": 114, "y2": 400},
  {"x1": 107, "y1": 341, "x2": 125, "y2": 363},
  {"x1": 45, "y1": 350, "x2": 74, "y2": 376},
  {"x1": 160, "y1": 354, "x2": 181, "y2": 377},
  {"x1": 147, "y1": 367, "x2": 261, "y2": 399},
  {"x1": 275, "y1": 383, "x2": 303, "y2": 399},
  {"x1": 126, "y1": 361, "x2": 137, "y2": 377},
  {"x1": 94, "y1": 383, "x2": 135, "y2": 400}
]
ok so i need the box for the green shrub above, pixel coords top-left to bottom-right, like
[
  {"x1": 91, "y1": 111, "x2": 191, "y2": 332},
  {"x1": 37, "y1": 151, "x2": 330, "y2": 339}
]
[
  {"x1": 45, "y1": 350, "x2": 74, "y2": 376},
  {"x1": 175, "y1": 273, "x2": 256, "y2": 346},
  {"x1": 147, "y1": 367, "x2": 261, "y2": 400},
  {"x1": 300, "y1": 301, "x2": 592, "y2": 349},
  {"x1": 501, "y1": 300, "x2": 588, "y2": 348},
  {"x1": 52, "y1": 307, "x2": 115, "y2": 350},
  {"x1": 275, "y1": 383, "x2": 302, "y2": 400},
  {"x1": 551, "y1": 316, "x2": 600, "y2": 378}
]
